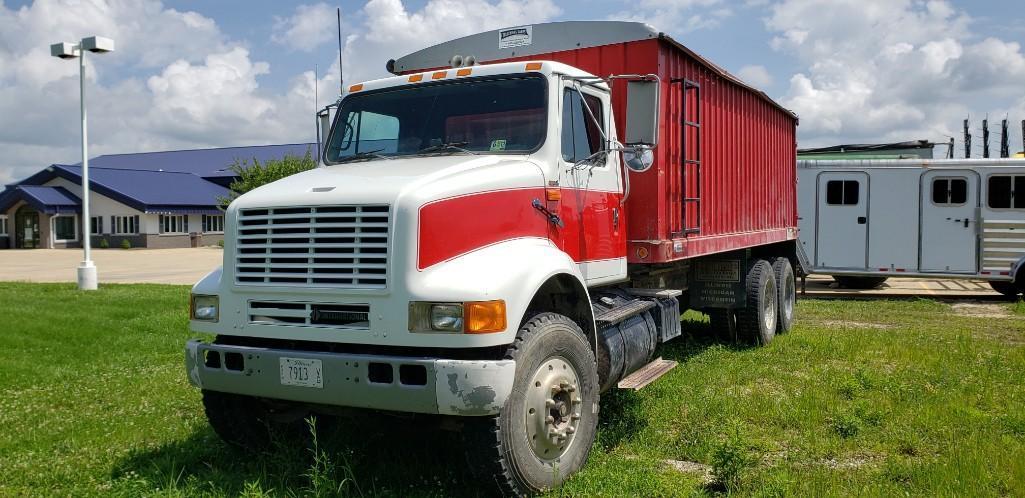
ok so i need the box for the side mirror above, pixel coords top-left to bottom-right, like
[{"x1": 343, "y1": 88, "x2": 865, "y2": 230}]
[
  {"x1": 623, "y1": 147, "x2": 654, "y2": 172},
  {"x1": 624, "y1": 80, "x2": 660, "y2": 147},
  {"x1": 317, "y1": 108, "x2": 332, "y2": 164}
]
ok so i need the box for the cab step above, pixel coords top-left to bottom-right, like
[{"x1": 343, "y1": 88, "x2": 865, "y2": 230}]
[{"x1": 617, "y1": 357, "x2": 678, "y2": 390}]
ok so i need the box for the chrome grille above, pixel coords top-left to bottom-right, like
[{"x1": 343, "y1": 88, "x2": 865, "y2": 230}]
[{"x1": 235, "y1": 205, "x2": 389, "y2": 288}]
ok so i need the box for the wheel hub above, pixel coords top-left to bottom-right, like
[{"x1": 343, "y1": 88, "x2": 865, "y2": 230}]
[{"x1": 525, "y1": 357, "x2": 582, "y2": 462}]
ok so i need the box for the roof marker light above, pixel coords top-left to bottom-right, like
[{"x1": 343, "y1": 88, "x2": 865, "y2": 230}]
[
  {"x1": 432, "y1": 71, "x2": 447, "y2": 80},
  {"x1": 525, "y1": 62, "x2": 542, "y2": 71},
  {"x1": 408, "y1": 74, "x2": 423, "y2": 82},
  {"x1": 348, "y1": 83, "x2": 363, "y2": 92},
  {"x1": 456, "y1": 68, "x2": 472, "y2": 77}
]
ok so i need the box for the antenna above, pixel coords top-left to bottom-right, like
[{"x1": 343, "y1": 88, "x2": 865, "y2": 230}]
[
  {"x1": 1001, "y1": 118, "x2": 1010, "y2": 158},
  {"x1": 315, "y1": 63, "x2": 320, "y2": 161},
  {"x1": 1021, "y1": 119, "x2": 1024, "y2": 156},
  {"x1": 982, "y1": 117, "x2": 990, "y2": 158},
  {"x1": 948, "y1": 137, "x2": 954, "y2": 159},
  {"x1": 337, "y1": 7, "x2": 344, "y2": 93},
  {"x1": 959, "y1": 118, "x2": 967, "y2": 157}
]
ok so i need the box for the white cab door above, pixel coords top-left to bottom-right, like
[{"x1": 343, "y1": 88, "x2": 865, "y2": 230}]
[
  {"x1": 919, "y1": 171, "x2": 978, "y2": 273},
  {"x1": 815, "y1": 172, "x2": 869, "y2": 269}
]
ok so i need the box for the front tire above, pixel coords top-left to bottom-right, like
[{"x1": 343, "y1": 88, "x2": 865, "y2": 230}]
[
  {"x1": 202, "y1": 390, "x2": 309, "y2": 451},
  {"x1": 736, "y1": 259, "x2": 778, "y2": 345},
  {"x1": 468, "y1": 312, "x2": 599, "y2": 496},
  {"x1": 772, "y1": 257, "x2": 796, "y2": 333}
]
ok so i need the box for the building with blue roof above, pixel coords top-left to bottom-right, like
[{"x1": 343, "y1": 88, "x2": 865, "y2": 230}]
[{"x1": 0, "y1": 143, "x2": 315, "y2": 249}]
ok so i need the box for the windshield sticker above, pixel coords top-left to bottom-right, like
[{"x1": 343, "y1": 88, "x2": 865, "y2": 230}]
[
  {"x1": 498, "y1": 26, "x2": 532, "y2": 49},
  {"x1": 490, "y1": 139, "x2": 507, "y2": 151}
]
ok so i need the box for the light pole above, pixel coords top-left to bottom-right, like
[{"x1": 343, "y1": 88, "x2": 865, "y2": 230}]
[{"x1": 51, "y1": 36, "x2": 114, "y2": 291}]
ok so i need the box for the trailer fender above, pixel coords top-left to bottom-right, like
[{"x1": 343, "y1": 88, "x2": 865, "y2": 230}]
[
  {"x1": 410, "y1": 237, "x2": 590, "y2": 347},
  {"x1": 1011, "y1": 257, "x2": 1025, "y2": 284}
]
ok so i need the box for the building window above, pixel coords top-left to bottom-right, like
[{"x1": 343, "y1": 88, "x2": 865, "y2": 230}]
[
  {"x1": 53, "y1": 215, "x2": 77, "y2": 241},
  {"x1": 159, "y1": 214, "x2": 186, "y2": 234},
  {"x1": 202, "y1": 214, "x2": 224, "y2": 233},
  {"x1": 112, "y1": 215, "x2": 139, "y2": 235},
  {"x1": 0, "y1": 216, "x2": 7, "y2": 236},
  {"x1": 988, "y1": 175, "x2": 1025, "y2": 209},
  {"x1": 826, "y1": 180, "x2": 860, "y2": 205},
  {"x1": 90, "y1": 216, "x2": 104, "y2": 235}
]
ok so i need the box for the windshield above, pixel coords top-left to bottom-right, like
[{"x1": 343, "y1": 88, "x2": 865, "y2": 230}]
[{"x1": 324, "y1": 75, "x2": 547, "y2": 163}]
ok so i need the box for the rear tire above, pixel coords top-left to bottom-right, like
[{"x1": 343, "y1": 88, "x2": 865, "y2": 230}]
[
  {"x1": 772, "y1": 257, "x2": 796, "y2": 333},
  {"x1": 706, "y1": 308, "x2": 737, "y2": 342},
  {"x1": 466, "y1": 312, "x2": 600, "y2": 496},
  {"x1": 989, "y1": 280, "x2": 1021, "y2": 298},
  {"x1": 833, "y1": 276, "x2": 888, "y2": 289},
  {"x1": 736, "y1": 259, "x2": 777, "y2": 346}
]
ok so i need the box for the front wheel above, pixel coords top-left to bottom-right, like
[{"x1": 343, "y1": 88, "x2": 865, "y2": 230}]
[{"x1": 467, "y1": 312, "x2": 599, "y2": 496}]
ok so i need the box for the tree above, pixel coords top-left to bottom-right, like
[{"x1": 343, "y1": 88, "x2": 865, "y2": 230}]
[{"x1": 218, "y1": 149, "x2": 317, "y2": 208}]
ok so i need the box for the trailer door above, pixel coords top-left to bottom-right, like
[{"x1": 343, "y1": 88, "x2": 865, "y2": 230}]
[
  {"x1": 920, "y1": 171, "x2": 978, "y2": 273},
  {"x1": 815, "y1": 172, "x2": 869, "y2": 269}
]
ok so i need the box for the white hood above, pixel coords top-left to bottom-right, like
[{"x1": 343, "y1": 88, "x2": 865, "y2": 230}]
[{"x1": 231, "y1": 154, "x2": 547, "y2": 210}]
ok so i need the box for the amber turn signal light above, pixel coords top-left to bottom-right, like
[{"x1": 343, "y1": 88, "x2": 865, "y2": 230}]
[
  {"x1": 348, "y1": 83, "x2": 363, "y2": 92},
  {"x1": 464, "y1": 300, "x2": 507, "y2": 334}
]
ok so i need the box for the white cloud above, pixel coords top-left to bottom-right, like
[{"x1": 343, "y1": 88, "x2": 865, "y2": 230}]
[
  {"x1": 610, "y1": 0, "x2": 729, "y2": 33},
  {"x1": 737, "y1": 64, "x2": 773, "y2": 88},
  {"x1": 342, "y1": 0, "x2": 561, "y2": 84},
  {"x1": 272, "y1": 3, "x2": 337, "y2": 52},
  {"x1": 0, "y1": 0, "x2": 564, "y2": 185},
  {"x1": 765, "y1": 0, "x2": 1025, "y2": 150}
]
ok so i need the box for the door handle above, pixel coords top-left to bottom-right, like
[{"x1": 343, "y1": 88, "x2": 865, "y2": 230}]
[
  {"x1": 613, "y1": 208, "x2": 620, "y2": 229},
  {"x1": 857, "y1": 216, "x2": 867, "y2": 224},
  {"x1": 963, "y1": 219, "x2": 969, "y2": 228}
]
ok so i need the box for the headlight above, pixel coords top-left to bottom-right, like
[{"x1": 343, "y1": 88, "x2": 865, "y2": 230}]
[
  {"x1": 408, "y1": 300, "x2": 505, "y2": 334},
  {"x1": 430, "y1": 304, "x2": 464, "y2": 332},
  {"x1": 191, "y1": 294, "x2": 219, "y2": 322}
]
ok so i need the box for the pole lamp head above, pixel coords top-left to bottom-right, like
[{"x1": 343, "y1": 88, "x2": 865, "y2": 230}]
[
  {"x1": 50, "y1": 42, "x2": 79, "y2": 59},
  {"x1": 81, "y1": 36, "x2": 114, "y2": 54}
]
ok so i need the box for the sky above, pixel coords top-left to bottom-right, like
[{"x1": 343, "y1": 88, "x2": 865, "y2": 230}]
[{"x1": 1, "y1": 0, "x2": 1024, "y2": 184}]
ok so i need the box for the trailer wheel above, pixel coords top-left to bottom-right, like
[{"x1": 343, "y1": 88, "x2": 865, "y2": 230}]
[
  {"x1": 772, "y1": 257, "x2": 796, "y2": 333},
  {"x1": 833, "y1": 276, "x2": 888, "y2": 289},
  {"x1": 466, "y1": 312, "x2": 599, "y2": 496},
  {"x1": 201, "y1": 390, "x2": 309, "y2": 451},
  {"x1": 989, "y1": 280, "x2": 1021, "y2": 298},
  {"x1": 736, "y1": 259, "x2": 778, "y2": 345}
]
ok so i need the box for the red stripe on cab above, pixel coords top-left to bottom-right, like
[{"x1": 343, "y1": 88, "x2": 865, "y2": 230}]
[{"x1": 417, "y1": 188, "x2": 548, "y2": 270}]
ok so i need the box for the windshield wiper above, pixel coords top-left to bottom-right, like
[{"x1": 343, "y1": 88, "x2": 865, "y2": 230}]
[
  {"x1": 416, "y1": 141, "x2": 477, "y2": 155},
  {"x1": 334, "y1": 149, "x2": 390, "y2": 163}
]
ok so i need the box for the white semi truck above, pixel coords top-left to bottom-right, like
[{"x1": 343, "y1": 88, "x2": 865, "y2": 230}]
[{"x1": 185, "y1": 21, "x2": 799, "y2": 495}]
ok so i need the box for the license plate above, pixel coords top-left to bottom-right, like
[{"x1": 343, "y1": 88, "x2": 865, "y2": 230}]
[{"x1": 279, "y1": 357, "x2": 323, "y2": 388}]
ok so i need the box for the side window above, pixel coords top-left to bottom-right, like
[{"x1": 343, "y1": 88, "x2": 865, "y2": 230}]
[
  {"x1": 986, "y1": 175, "x2": 1025, "y2": 209},
  {"x1": 826, "y1": 180, "x2": 859, "y2": 205},
  {"x1": 561, "y1": 89, "x2": 605, "y2": 163},
  {"x1": 932, "y1": 178, "x2": 968, "y2": 205}
]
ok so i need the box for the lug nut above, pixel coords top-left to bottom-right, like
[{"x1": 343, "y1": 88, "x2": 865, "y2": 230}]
[
  {"x1": 571, "y1": 413, "x2": 581, "y2": 421},
  {"x1": 545, "y1": 415, "x2": 555, "y2": 425},
  {"x1": 566, "y1": 426, "x2": 576, "y2": 434},
  {"x1": 545, "y1": 398, "x2": 555, "y2": 408}
]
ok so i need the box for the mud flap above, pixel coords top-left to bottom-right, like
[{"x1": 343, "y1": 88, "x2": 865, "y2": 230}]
[{"x1": 688, "y1": 254, "x2": 748, "y2": 309}]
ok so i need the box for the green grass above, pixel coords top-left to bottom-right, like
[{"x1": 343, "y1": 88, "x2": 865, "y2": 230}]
[{"x1": 2, "y1": 283, "x2": 1025, "y2": 496}]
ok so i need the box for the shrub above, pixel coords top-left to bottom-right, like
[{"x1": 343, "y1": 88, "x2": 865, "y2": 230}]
[
  {"x1": 218, "y1": 149, "x2": 316, "y2": 208},
  {"x1": 217, "y1": 239, "x2": 224, "y2": 248},
  {"x1": 120, "y1": 239, "x2": 132, "y2": 250},
  {"x1": 710, "y1": 423, "x2": 754, "y2": 492},
  {"x1": 99, "y1": 239, "x2": 109, "y2": 249}
]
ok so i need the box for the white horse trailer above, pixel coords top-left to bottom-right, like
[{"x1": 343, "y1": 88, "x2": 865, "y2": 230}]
[{"x1": 797, "y1": 159, "x2": 1025, "y2": 296}]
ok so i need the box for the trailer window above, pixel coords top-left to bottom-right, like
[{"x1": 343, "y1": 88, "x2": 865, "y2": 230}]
[
  {"x1": 561, "y1": 89, "x2": 605, "y2": 163},
  {"x1": 825, "y1": 180, "x2": 859, "y2": 205},
  {"x1": 325, "y1": 75, "x2": 547, "y2": 163},
  {"x1": 987, "y1": 175, "x2": 1025, "y2": 209},
  {"x1": 932, "y1": 178, "x2": 967, "y2": 205}
]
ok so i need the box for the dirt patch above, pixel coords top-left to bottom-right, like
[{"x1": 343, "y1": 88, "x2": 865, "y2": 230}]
[
  {"x1": 664, "y1": 459, "x2": 713, "y2": 483},
  {"x1": 951, "y1": 302, "x2": 1012, "y2": 319},
  {"x1": 819, "y1": 454, "x2": 882, "y2": 469},
  {"x1": 817, "y1": 320, "x2": 894, "y2": 330}
]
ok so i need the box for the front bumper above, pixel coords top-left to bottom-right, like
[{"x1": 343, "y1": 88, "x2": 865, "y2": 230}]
[{"x1": 185, "y1": 340, "x2": 515, "y2": 416}]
